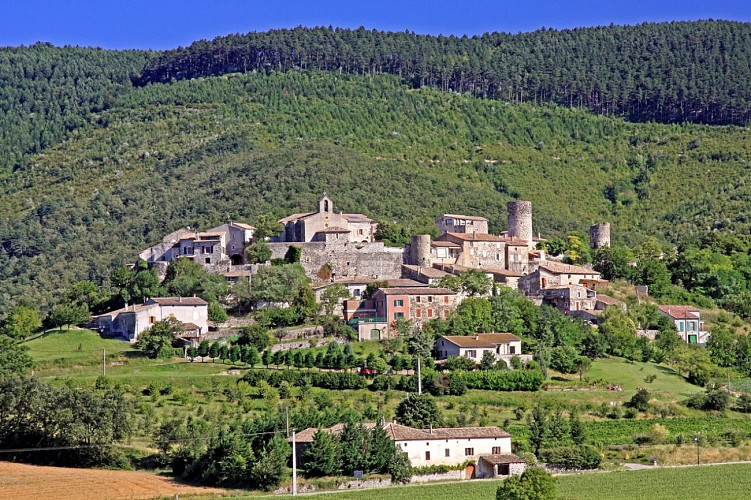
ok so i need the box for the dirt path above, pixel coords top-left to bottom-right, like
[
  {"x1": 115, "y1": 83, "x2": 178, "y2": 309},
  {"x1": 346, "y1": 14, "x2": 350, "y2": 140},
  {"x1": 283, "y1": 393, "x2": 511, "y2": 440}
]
[{"x1": 0, "y1": 461, "x2": 224, "y2": 500}]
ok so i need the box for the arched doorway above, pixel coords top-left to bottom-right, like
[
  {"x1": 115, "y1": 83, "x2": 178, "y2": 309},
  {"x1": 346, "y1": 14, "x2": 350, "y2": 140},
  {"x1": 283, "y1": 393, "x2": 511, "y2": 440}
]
[{"x1": 230, "y1": 254, "x2": 244, "y2": 265}]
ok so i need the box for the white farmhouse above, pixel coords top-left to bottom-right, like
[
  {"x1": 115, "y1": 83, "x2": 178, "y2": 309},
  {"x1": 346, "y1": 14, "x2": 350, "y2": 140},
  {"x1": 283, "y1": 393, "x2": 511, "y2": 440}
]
[
  {"x1": 94, "y1": 297, "x2": 208, "y2": 343},
  {"x1": 435, "y1": 333, "x2": 532, "y2": 368}
]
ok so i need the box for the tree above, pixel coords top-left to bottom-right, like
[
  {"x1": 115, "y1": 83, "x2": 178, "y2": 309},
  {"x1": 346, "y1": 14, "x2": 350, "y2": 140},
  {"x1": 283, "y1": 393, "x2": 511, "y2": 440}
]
[
  {"x1": 573, "y1": 356, "x2": 591, "y2": 381},
  {"x1": 706, "y1": 325, "x2": 737, "y2": 368},
  {"x1": 2, "y1": 304, "x2": 42, "y2": 339},
  {"x1": 197, "y1": 339, "x2": 210, "y2": 361},
  {"x1": 458, "y1": 269, "x2": 492, "y2": 296},
  {"x1": 187, "y1": 345, "x2": 197, "y2": 361},
  {"x1": 527, "y1": 405, "x2": 550, "y2": 455},
  {"x1": 626, "y1": 388, "x2": 651, "y2": 411},
  {"x1": 243, "y1": 346, "x2": 261, "y2": 367},
  {"x1": 480, "y1": 350, "x2": 497, "y2": 370},
  {"x1": 239, "y1": 324, "x2": 272, "y2": 350},
  {"x1": 65, "y1": 280, "x2": 103, "y2": 311},
  {"x1": 48, "y1": 303, "x2": 90, "y2": 330},
  {"x1": 0, "y1": 335, "x2": 33, "y2": 375},
  {"x1": 136, "y1": 317, "x2": 182, "y2": 358},
  {"x1": 252, "y1": 213, "x2": 282, "y2": 240},
  {"x1": 303, "y1": 429, "x2": 341, "y2": 477},
  {"x1": 163, "y1": 258, "x2": 229, "y2": 302},
  {"x1": 394, "y1": 393, "x2": 440, "y2": 428},
  {"x1": 248, "y1": 435, "x2": 289, "y2": 491},
  {"x1": 250, "y1": 264, "x2": 310, "y2": 304},
  {"x1": 496, "y1": 467, "x2": 556, "y2": 500},
  {"x1": 320, "y1": 284, "x2": 350, "y2": 315},
  {"x1": 294, "y1": 285, "x2": 319, "y2": 321},
  {"x1": 245, "y1": 240, "x2": 272, "y2": 264},
  {"x1": 209, "y1": 341, "x2": 220, "y2": 362},
  {"x1": 208, "y1": 300, "x2": 228, "y2": 322},
  {"x1": 593, "y1": 246, "x2": 635, "y2": 281},
  {"x1": 284, "y1": 245, "x2": 302, "y2": 264},
  {"x1": 363, "y1": 280, "x2": 388, "y2": 300}
]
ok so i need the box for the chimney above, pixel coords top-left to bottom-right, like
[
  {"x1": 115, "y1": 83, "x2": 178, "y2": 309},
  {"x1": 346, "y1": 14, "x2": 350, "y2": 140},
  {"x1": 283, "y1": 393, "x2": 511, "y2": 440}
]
[
  {"x1": 179, "y1": 296, "x2": 182, "y2": 303},
  {"x1": 474, "y1": 334, "x2": 479, "y2": 340},
  {"x1": 429, "y1": 424, "x2": 433, "y2": 435}
]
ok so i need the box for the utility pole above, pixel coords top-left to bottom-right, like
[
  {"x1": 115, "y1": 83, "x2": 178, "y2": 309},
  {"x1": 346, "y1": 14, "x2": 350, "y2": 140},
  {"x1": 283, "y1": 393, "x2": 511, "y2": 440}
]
[
  {"x1": 286, "y1": 407, "x2": 290, "y2": 438},
  {"x1": 102, "y1": 349, "x2": 106, "y2": 378},
  {"x1": 291, "y1": 431, "x2": 297, "y2": 496},
  {"x1": 417, "y1": 357, "x2": 422, "y2": 395}
]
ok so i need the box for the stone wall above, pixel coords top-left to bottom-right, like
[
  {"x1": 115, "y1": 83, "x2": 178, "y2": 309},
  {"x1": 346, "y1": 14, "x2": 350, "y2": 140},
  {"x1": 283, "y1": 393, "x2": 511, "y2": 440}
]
[
  {"x1": 268, "y1": 241, "x2": 405, "y2": 280},
  {"x1": 410, "y1": 469, "x2": 466, "y2": 483}
]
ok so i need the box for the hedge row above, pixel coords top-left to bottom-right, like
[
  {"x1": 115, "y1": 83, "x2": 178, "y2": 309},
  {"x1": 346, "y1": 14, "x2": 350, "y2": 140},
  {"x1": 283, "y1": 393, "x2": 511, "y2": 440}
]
[
  {"x1": 538, "y1": 445, "x2": 601, "y2": 469},
  {"x1": 459, "y1": 369, "x2": 544, "y2": 391}
]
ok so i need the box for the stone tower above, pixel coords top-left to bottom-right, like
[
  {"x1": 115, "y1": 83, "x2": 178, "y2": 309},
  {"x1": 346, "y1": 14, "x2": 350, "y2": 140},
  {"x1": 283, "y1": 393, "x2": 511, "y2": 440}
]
[
  {"x1": 507, "y1": 201, "x2": 533, "y2": 242},
  {"x1": 409, "y1": 234, "x2": 432, "y2": 267},
  {"x1": 590, "y1": 223, "x2": 611, "y2": 249}
]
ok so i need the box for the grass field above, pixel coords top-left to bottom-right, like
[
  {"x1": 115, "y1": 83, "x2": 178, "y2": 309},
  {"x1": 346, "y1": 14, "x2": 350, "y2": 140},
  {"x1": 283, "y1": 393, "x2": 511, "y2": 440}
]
[
  {"x1": 265, "y1": 464, "x2": 751, "y2": 500},
  {"x1": 25, "y1": 328, "x2": 137, "y2": 365}
]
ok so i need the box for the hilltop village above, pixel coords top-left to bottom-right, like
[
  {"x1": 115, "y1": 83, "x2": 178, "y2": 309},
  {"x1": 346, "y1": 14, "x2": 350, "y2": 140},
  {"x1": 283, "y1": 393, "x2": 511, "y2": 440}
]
[{"x1": 101, "y1": 194, "x2": 706, "y2": 348}]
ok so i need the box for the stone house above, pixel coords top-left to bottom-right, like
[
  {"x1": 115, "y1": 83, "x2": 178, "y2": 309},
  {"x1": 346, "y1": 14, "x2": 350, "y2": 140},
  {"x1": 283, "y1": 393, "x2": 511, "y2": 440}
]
[
  {"x1": 595, "y1": 294, "x2": 626, "y2": 311},
  {"x1": 401, "y1": 264, "x2": 450, "y2": 285},
  {"x1": 292, "y1": 422, "x2": 525, "y2": 477},
  {"x1": 435, "y1": 214, "x2": 489, "y2": 235},
  {"x1": 94, "y1": 297, "x2": 208, "y2": 343},
  {"x1": 139, "y1": 222, "x2": 255, "y2": 267},
  {"x1": 518, "y1": 261, "x2": 601, "y2": 296},
  {"x1": 372, "y1": 287, "x2": 461, "y2": 330},
  {"x1": 658, "y1": 305, "x2": 710, "y2": 344},
  {"x1": 542, "y1": 284, "x2": 597, "y2": 315},
  {"x1": 277, "y1": 194, "x2": 377, "y2": 244},
  {"x1": 435, "y1": 333, "x2": 532, "y2": 368},
  {"x1": 430, "y1": 240, "x2": 462, "y2": 266},
  {"x1": 477, "y1": 454, "x2": 528, "y2": 478}
]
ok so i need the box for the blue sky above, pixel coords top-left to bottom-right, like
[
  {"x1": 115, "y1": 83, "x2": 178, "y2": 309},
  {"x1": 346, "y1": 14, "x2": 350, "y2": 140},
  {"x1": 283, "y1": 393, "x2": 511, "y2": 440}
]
[{"x1": 4, "y1": 0, "x2": 750, "y2": 50}]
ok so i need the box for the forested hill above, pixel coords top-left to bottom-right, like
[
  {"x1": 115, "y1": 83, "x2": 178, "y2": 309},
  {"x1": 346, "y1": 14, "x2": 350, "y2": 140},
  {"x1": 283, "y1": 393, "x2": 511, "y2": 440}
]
[
  {"x1": 137, "y1": 21, "x2": 751, "y2": 125},
  {"x1": 0, "y1": 70, "x2": 750, "y2": 312}
]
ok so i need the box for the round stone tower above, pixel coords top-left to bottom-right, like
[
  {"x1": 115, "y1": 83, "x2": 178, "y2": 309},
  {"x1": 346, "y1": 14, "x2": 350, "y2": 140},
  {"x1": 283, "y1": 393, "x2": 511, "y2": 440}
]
[
  {"x1": 590, "y1": 223, "x2": 611, "y2": 249},
  {"x1": 507, "y1": 201, "x2": 533, "y2": 242},
  {"x1": 410, "y1": 234, "x2": 432, "y2": 267}
]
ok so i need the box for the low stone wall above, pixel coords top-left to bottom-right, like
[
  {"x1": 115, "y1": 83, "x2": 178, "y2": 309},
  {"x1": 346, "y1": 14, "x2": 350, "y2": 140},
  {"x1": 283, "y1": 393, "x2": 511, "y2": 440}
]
[{"x1": 411, "y1": 469, "x2": 466, "y2": 483}]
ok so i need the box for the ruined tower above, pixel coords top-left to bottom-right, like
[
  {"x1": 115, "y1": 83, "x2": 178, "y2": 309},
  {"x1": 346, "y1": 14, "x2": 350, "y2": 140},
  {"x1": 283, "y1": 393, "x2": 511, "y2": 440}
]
[
  {"x1": 409, "y1": 234, "x2": 432, "y2": 267},
  {"x1": 590, "y1": 223, "x2": 611, "y2": 249},
  {"x1": 507, "y1": 201, "x2": 533, "y2": 243}
]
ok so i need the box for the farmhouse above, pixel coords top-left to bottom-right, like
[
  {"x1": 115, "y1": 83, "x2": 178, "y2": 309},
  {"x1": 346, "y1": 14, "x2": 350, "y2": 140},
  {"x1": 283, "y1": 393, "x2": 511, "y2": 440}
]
[
  {"x1": 94, "y1": 297, "x2": 208, "y2": 343},
  {"x1": 435, "y1": 333, "x2": 532, "y2": 368},
  {"x1": 292, "y1": 422, "x2": 526, "y2": 477},
  {"x1": 658, "y1": 305, "x2": 710, "y2": 344}
]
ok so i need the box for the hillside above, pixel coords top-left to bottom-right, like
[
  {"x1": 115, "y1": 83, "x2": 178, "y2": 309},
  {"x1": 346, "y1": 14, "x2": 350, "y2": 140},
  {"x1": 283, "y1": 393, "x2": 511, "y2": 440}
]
[
  {"x1": 139, "y1": 21, "x2": 751, "y2": 125},
  {"x1": 0, "y1": 70, "x2": 750, "y2": 310}
]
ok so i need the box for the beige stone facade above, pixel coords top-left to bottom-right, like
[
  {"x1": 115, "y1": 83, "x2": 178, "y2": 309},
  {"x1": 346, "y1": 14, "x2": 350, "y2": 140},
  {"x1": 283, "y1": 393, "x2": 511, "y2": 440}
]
[{"x1": 278, "y1": 195, "x2": 377, "y2": 244}]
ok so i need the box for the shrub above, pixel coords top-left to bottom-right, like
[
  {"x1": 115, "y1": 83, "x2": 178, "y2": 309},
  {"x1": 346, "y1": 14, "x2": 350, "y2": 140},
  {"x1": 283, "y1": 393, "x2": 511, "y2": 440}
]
[
  {"x1": 459, "y1": 368, "x2": 544, "y2": 391},
  {"x1": 539, "y1": 445, "x2": 601, "y2": 470},
  {"x1": 625, "y1": 388, "x2": 650, "y2": 411},
  {"x1": 724, "y1": 428, "x2": 746, "y2": 447}
]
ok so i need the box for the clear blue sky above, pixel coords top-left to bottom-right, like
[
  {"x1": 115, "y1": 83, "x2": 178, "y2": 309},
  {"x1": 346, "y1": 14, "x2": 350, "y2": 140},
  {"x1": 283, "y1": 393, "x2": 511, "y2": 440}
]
[{"x1": 4, "y1": 0, "x2": 750, "y2": 50}]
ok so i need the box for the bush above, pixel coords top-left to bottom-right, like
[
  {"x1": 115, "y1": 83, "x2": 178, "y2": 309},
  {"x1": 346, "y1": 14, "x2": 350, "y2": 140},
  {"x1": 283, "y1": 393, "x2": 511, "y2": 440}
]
[
  {"x1": 538, "y1": 445, "x2": 601, "y2": 469},
  {"x1": 725, "y1": 428, "x2": 746, "y2": 447},
  {"x1": 625, "y1": 388, "x2": 650, "y2": 411},
  {"x1": 496, "y1": 467, "x2": 556, "y2": 500}
]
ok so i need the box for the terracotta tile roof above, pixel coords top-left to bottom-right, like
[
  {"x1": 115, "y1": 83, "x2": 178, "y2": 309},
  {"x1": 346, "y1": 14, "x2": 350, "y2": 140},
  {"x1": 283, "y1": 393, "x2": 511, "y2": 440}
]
[
  {"x1": 316, "y1": 226, "x2": 350, "y2": 233},
  {"x1": 278, "y1": 212, "x2": 314, "y2": 224},
  {"x1": 596, "y1": 294, "x2": 624, "y2": 306},
  {"x1": 95, "y1": 302, "x2": 159, "y2": 317},
  {"x1": 440, "y1": 333, "x2": 521, "y2": 348},
  {"x1": 377, "y1": 287, "x2": 456, "y2": 296},
  {"x1": 479, "y1": 453, "x2": 526, "y2": 465},
  {"x1": 230, "y1": 222, "x2": 256, "y2": 230},
  {"x1": 402, "y1": 264, "x2": 449, "y2": 279},
  {"x1": 431, "y1": 241, "x2": 462, "y2": 248},
  {"x1": 451, "y1": 264, "x2": 522, "y2": 278},
  {"x1": 387, "y1": 278, "x2": 429, "y2": 288},
  {"x1": 439, "y1": 214, "x2": 489, "y2": 222},
  {"x1": 658, "y1": 305, "x2": 700, "y2": 319},
  {"x1": 294, "y1": 423, "x2": 510, "y2": 443},
  {"x1": 342, "y1": 213, "x2": 373, "y2": 222},
  {"x1": 150, "y1": 297, "x2": 208, "y2": 306},
  {"x1": 538, "y1": 261, "x2": 600, "y2": 276},
  {"x1": 444, "y1": 232, "x2": 504, "y2": 242}
]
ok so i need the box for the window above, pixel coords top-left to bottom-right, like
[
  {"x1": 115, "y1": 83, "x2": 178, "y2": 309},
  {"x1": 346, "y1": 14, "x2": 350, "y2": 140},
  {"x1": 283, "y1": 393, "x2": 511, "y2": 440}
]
[
  {"x1": 465, "y1": 448, "x2": 474, "y2": 456},
  {"x1": 203, "y1": 246, "x2": 212, "y2": 254},
  {"x1": 394, "y1": 299, "x2": 404, "y2": 307},
  {"x1": 394, "y1": 312, "x2": 404, "y2": 320},
  {"x1": 427, "y1": 309, "x2": 433, "y2": 318},
  {"x1": 205, "y1": 258, "x2": 211, "y2": 264},
  {"x1": 444, "y1": 296, "x2": 449, "y2": 303},
  {"x1": 679, "y1": 322, "x2": 684, "y2": 332},
  {"x1": 425, "y1": 451, "x2": 431, "y2": 461},
  {"x1": 466, "y1": 350, "x2": 477, "y2": 358},
  {"x1": 416, "y1": 309, "x2": 422, "y2": 318},
  {"x1": 492, "y1": 446, "x2": 501, "y2": 454},
  {"x1": 149, "y1": 316, "x2": 156, "y2": 324},
  {"x1": 354, "y1": 289, "x2": 361, "y2": 297},
  {"x1": 428, "y1": 296, "x2": 433, "y2": 303},
  {"x1": 445, "y1": 449, "x2": 450, "y2": 457},
  {"x1": 510, "y1": 345, "x2": 516, "y2": 354},
  {"x1": 416, "y1": 296, "x2": 421, "y2": 303},
  {"x1": 358, "y1": 228, "x2": 364, "y2": 235}
]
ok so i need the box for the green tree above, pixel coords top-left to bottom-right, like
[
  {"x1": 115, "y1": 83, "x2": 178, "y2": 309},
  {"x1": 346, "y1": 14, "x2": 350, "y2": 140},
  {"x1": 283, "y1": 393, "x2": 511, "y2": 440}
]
[
  {"x1": 363, "y1": 280, "x2": 389, "y2": 300},
  {"x1": 48, "y1": 303, "x2": 90, "y2": 330},
  {"x1": 480, "y1": 350, "x2": 497, "y2": 370},
  {"x1": 303, "y1": 429, "x2": 341, "y2": 477},
  {"x1": 284, "y1": 245, "x2": 302, "y2": 264},
  {"x1": 163, "y1": 258, "x2": 229, "y2": 302},
  {"x1": 527, "y1": 405, "x2": 549, "y2": 455},
  {"x1": 197, "y1": 339, "x2": 210, "y2": 361},
  {"x1": 252, "y1": 213, "x2": 282, "y2": 240},
  {"x1": 209, "y1": 341, "x2": 220, "y2": 362},
  {"x1": 293, "y1": 285, "x2": 319, "y2": 320},
  {"x1": 250, "y1": 264, "x2": 310, "y2": 304},
  {"x1": 394, "y1": 393, "x2": 440, "y2": 428},
  {"x1": 243, "y1": 346, "x2": 261, "y2": 367},
  {"x1": 320, "y1": 284, "x2": 350, "y2": 315},
  {"x1": 706, "y1": 325, "x2": 737, "y2": 368},
  {"x1": 136, "y1": 317, "x2": 181, "y2": 358},
  {"x1": 0, "y1": 335, "x2": 33, "y2": 375},
  {"x1": 239, "y1": 324, "x2": 272, "y2": 350},
  {"x1": 496, "y1": 467, "x2": 556, "y2": 500},
  {"x1": 2, "y1": 304, "x2": 42, "y2": 339},
  {"x1": 186, "y1": 345, "x2": 197, "y2": 361},
  {"x1": 245, "y1": 240, "x2": 272, "y2": 264},
  {"x1": 208, "y1": 300, "x2": 229, "y2": 322}
]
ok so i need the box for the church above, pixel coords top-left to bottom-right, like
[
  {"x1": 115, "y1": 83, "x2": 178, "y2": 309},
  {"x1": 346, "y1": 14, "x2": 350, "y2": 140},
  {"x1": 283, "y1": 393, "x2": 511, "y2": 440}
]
[{"x1": 277, "y1": 194, "x2": 377, "y2": 244}]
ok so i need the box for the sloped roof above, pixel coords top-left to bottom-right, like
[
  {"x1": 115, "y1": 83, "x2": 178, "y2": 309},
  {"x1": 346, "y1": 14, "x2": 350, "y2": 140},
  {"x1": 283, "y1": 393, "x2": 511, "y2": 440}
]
[
  {"x1": 342, "y1": 213, "x2": 373, "y2": 222},
  {"x1": 479, "y1": 453, "x2": 526, "y2": 465},
  {"x1": 230, "y1": 222, "x2": 256, "y2": 230},
  {"x1": 150, "y1": 297, "x2": 208, "y2": 306},
  {"x1": 444, "y1": 232, "x2": 504, "y2": 242},
  {"x1": 294, "y1": 422, "x2": 510, "y2": 443},
  {"x1": 278, "y1": 212, "x2": 315, "y2": 224},
  {"x1": 440, "y1": 333, "x2": 520, "y2": 348},
  {"x1": 402, "y1": 264, "x2": 450, "y2": 279},
  {"x1": 596, "y1": 294, "x2": 625, "y2": 306},
  {"x1": 439, "y1": 214, "x2": 489, "y2": 222},
  {"x1": 658, "y1": 305, "x2": 700, "y2": 319},
  {"x1": 316, "y1": 226, "x2": 351, "y2": 233},
  {"x1": 538, "y1": 261, "x2": 600, "y2": 275},
  {"x1": 377, "y1": 287, "x2": 456, "y2": 296},
  {"x1": 431, "y1": 241, "x2": 462, "y2": 248}
]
